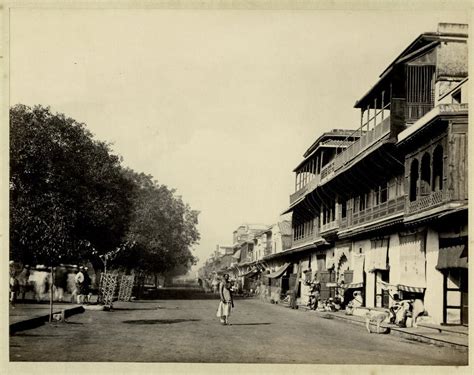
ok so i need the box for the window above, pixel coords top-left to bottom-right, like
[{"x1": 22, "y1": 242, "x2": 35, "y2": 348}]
[
  {"x1": 452, "y1": 90, "x2": 462, "y2": 104},
  {"x1": 341, "y1": 200, "x2": 347, "y2": 219},
  {"x1": 359, "y1": 193, "x2": 368, "y2": 211},
  {"x1": 396, "y1": 176, "x2": 405, "y2": 196},
  {"x1": 410, "y1": 158, "x2": 419, "y2": 202},
  {"x1": 421, "y1": 152, "x2": 431, "y2": 195},
  {"x1": 406, "y1": 65, "x2": 436, "y2": 122},
  {"x1": 353, "y1": 197, "x2": 359, "y2": 213},
  {"x1": 432, "y1": 145, "x2": 443, "y2": 192},
  {"x1": 389, "y1": 178, "x2": 397, "y2": 198},
  {"x1": 373, "y1": 183, "x2": 388, "y2": 205},
  {"x1": 380, "y1": 184, "x2": 388, "y2": 203}
]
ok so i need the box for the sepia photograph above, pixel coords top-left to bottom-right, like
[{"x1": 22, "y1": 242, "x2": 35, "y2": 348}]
[{"x1": 2, "y1": 0, "x2": 471, "y2": 372}]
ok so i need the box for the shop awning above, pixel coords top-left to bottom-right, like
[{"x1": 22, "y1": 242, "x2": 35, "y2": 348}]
[
  {"x1": 397, "y1": 284, "x2": 425, "y2": 293},
  {"x1": 377, "y1": 281, "x2": 425, "y2": 294},
  {"x1": 265, "y1": 263, "x2": 291, "y2": 279},
  {"x1": 343, "y1": 282, "x2": 364, "y2": 289},
  {"x1": 436, "y1": 245, "x2": 468, "y2": 270},
  {"x1": 241, "y1": 268, "x2": 259, "y2": 278}
]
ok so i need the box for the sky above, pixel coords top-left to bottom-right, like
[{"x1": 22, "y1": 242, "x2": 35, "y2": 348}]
[{"x1": 9, "y1": 8, "x2": 468, "y2": 269}]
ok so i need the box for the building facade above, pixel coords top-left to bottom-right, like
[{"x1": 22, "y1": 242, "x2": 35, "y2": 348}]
[
  {"x1": 200, "y1": 23, "x2": 468, "y2": 326},
  {"x1": 274, "y1": 23, "x2": 468, "y2": 325}
]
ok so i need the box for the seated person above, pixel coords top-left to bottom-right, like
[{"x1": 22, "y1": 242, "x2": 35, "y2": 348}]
[{"x1": 345, "y1": 291, "x2": 363, "y2": 315}]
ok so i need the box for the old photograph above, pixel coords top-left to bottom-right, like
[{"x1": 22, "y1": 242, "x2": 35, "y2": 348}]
[{"x1": 4, "y1": 1, "x2": 470, "y2": 371}]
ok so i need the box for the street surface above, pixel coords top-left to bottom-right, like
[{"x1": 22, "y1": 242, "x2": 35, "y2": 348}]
[{"x1": 10, "y1": 298, "x2": 467, "y2": 365}]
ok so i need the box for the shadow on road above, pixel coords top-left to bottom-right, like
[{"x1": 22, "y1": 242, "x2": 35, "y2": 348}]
[
  {"x1": 13, "y1": 333, "x2": 60, "y2": 337},
  {"x1": 230, "y1": 323, "x2": 271, "y2": 326},
  {"x1": 113, "y1": 307, "x2": 161, "y2": 311},
  {"x1": 123, "y1": 319, "x2": 201, "y2": 325}
]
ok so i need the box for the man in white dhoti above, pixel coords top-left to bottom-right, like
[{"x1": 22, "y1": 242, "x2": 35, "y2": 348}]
[{"x1": 216, "y1": 274, "x2": 234, "y2": 325}]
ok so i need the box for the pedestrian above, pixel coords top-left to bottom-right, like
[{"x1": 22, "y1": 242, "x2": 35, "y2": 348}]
[
  {"x1": 31, "y1": 265, "x2": 49, "y2": 302},
  {"x1": 216, "y1": 274, "x2": 234, "y2": 325},
  {"x1": 17, "y1": 264, "x2": 30, "y2": 301},
  {"x1": 73, "y1": 266, "x2": 85, "y2": 304},
  {"x1": 82, "y1": 267, "x2": 92, "y2": 304},
  {"x1": 54, "y1": 264, "x2": 68, "y2": 302},
  {"x1": 9, "y1": 261, "x2": 19, "y2": 307}
]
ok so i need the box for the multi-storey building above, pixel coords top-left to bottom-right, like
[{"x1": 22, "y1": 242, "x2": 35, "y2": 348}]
[{"x1": 274, "y1": 23, "x2": 468, "y2": 325}]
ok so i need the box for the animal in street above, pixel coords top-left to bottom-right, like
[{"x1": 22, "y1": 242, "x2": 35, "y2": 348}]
[{"x1": 365, "y1": 309, "x2": 390, "y2": 334}]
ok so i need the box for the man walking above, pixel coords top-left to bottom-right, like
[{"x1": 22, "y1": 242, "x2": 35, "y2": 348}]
[{"x1": 216, "y1": 274, "x2": 234, "y2": 325}]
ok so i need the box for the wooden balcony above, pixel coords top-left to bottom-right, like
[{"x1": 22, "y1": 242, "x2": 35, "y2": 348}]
[
  {"x1": 341, "y1": 196, "x2": 405, "y2": 230},
  {"x1": 289, "y1": 174, "x2": 320, "y2": 205},
  {"x1": 320, "y1": 116, "x2": 391, "y2": 184},
  {"x1": 406, "y1": 189, "x2": 454, "y2": 215},
  {"x1": 292, "y1": 236, "x2": 313, "y2": 249},
  {"x1": 320, "y1": 220, "x2": 339, "y2": 235}
]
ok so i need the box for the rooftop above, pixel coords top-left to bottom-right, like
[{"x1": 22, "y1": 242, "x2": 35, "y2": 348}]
[
  {"x1": 303, "y1": 129, "x2": 359, "y2": 158},
  {"x1": 355, "y1": 23, "x2": 468, "y2": 109}
]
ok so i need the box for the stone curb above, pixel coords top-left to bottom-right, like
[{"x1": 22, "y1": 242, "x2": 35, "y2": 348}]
[
  {"x1": 10, "y1": 306, "x2": 85, "y2": 335},
  {"x1": 315, "y1": 311, "x2": 468, "y2": 351},
  {"x1": 266, "y1": 301, "x2": 468, "y2": 350}
]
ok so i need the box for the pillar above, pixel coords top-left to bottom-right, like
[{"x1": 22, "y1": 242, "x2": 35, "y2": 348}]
[{"x1": 424, "y1": 227, "x2": 443, "y2": 324}]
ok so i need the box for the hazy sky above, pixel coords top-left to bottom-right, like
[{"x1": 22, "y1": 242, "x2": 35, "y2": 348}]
[{"x1": 9, "y1": 8, "x2": 467, "y2": 268}]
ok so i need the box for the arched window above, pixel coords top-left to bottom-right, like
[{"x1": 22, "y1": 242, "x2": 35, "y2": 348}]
[
  {"x1": 410, "y1": 159, "x2": 419, "y2": 202},
  {"x1": 432, "y1": 145, "x2": 444, "y2": 192},
  {"x1": 420, "y1": 152, "x2": 431, "y2": 195}
]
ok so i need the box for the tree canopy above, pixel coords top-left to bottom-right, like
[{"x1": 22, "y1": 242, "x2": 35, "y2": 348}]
[
  {"x1": 114, "y1": 170, "x2": 199, "y2": 274},
  {"x1": 10, "y1": 104, "x2": 199, "y2": 276}
]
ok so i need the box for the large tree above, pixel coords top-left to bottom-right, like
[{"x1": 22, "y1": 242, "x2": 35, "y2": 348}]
[
  {"x1": 10, "y1": 104, "x2": 135, "y2": 266},
  {"x1": 114, "y1": 170, "x2": 200, "y2": 277}
]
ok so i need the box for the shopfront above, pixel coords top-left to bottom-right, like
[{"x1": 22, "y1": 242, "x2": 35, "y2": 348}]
[
  {"x1": 366, "y1": 237, "x2": 390, "y2": 308},
  {"x1": 264, "y1": 262, "x2": 291, "y2": 302},
  {"x1": 437, "y1": 236, "x2": 468, "y2": 325}
]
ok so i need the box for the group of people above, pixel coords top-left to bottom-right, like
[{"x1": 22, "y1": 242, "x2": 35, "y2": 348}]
[
  {"x1": 9, "y1": 261, "x2": 93, "y2": 306},
  {"x1": 305, "y1": 280, "x2": 365, "y2": 314},
  {"x1": 389, "y1": 294, "x2": 425, "y2": 327}
]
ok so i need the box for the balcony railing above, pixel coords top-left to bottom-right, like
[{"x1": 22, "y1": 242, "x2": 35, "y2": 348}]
[
  {"x1": 406, "y1": 189, "x2": 454, "y2": 215},
  {"x1": 340, "y1": 196, "x2": 405, "y2": 230},
  {"x1": 320, "y1": 220, "x2": 339, "y2": 234},
  {"x1": 292, "y1": 229, "x2": 322, "y2": 248},
  {"x1": 289, "y1": 173, "x2": 321, "y2": 205},
  {"x1": 320, "y1": 116, "x2": 391, "y2": 184}
]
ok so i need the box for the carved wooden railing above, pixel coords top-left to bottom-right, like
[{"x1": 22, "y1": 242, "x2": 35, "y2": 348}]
[
  {"x1": 320, "y1": 220, "x2": 339, "y2": 234},
  {"x1": 406, "y1": 189, "x2": 452, "y2": 215},
  {"x1": 320, "y1": 116, "x2": 391, "y2": 183},
  {"x1": 340, "y1": 196, "x2": 405, "y2": 230}
]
